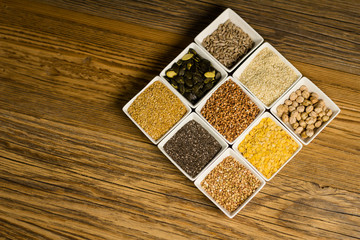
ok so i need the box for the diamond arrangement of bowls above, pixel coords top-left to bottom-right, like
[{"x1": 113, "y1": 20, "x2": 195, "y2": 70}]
[{"x1": 123, "y1": 8, "x2": 340, "y2": 218}]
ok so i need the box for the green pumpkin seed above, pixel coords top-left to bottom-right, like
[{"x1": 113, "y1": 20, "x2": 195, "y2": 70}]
[
  {"x1": 166, "y1": 70, "x2": 177, "y2": 78},
  {"x1": 182, "y1": 53, "x2": 194, "y2": 61},
  {"x1": 179, "y1": 84, "x2": 185, "y2": 94},
  {"x1": 204, "y1": 82, "x2": 214, "y2": 91},
  {"x1": 189, "y1": 48, "x2": 197, "y2": 55},
  {"x1": 170, "y1": 79, "x2": 178, "y2": 89},
  {"x1": 176, "y1": 59, "x2": 183, "y2": 65},
  {"x1": 215, "y1": 71, "x2": 221, "y2": 81},
  {"x1": 204, "y1": 70, "x2": 215, "y2": 78},
  {"x1": 187, "y1": 62, "x2": 192, "y2": 70},
  {"x1": 185, "y1": 78, "x2": 193, "y2": 87},
  {"x1": 165, "y1": 48, "x2": 221, "y2": 104},
  {"x1": 176, "y1": 76, "x2": 185, "y2": 84},
  {"x1": 171, "y1": 64, "x2": 180, "y2": 73},
  {"x1": 204, "y1": 78, "x2": 213, "y2": 84},
  {"x1": 179, "y1": 67, "x2": 186, "y2": 76}
]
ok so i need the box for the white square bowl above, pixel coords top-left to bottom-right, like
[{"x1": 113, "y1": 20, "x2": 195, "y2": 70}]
[
  {"x1": 122, "y1": 76, "x2": 191, "y2": 145},
  {"x1": 160, "y1": 42, "x2": 228, "y2": 109},
  {"x1": 232, "y1": 42, "x2": 302, "y2": 109},
  {"x1": 194, "y1": 148, "x2": 266, "y2": 218},
  {"x1": 232, "y1": 112, "x2": 302, "y2": 181},
  {"x1": 158, "y1": 112, "x2": 228, "y2": 181},
  {"x1": 194, "y1": 8, "x2": 264, "y2": 73},
  {"x1": 195, "y1": 76, "x2": 265, "y2": 145},
  {"x1": 270, "y1": 77, "x2": 341, "y2": 145}
]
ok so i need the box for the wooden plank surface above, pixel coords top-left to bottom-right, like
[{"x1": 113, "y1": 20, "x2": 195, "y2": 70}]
[{"x1": 1, "y1": 0, "x2": 359, "y2": 239}]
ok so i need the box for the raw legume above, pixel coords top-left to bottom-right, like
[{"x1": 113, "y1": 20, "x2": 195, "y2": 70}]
[
  {"x1": 201, "y1": 80, "x2": 260, "y2": 142},
  {"x1": 276, "y1": 85, "x2": 333, "y2": 139},
  {"x1": 238, "y1": 47, "x2": 298, "y2": 106},
  {"x1": 128, "y1": 80, "x2": 187, "y2": 141},
  {"x1": 163, "y1": 120, "x2": 221, "y2": 178},
  {"x1": 202, "y1": 20, "x2": 254, "y2": 69},
  {"x1": 238, "y1": 117, "x2": 299, "y2": 179},
  {"x1": 201, "y1": 156, "x2": 261, "y2": 213}
]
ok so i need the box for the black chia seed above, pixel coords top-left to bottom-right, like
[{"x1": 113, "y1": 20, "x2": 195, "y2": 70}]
[{"x1": 163, "y1": 120, "x2": 222, "y2": 178}]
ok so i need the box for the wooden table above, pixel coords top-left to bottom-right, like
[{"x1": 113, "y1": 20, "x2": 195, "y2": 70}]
[{"x1": 1, "y1": 0, "x2": 359, "y2": 239}]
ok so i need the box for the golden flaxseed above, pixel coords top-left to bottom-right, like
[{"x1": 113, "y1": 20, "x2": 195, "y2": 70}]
[{"x1": 128, "y1": 80, "x2": 187, "y2": 141}]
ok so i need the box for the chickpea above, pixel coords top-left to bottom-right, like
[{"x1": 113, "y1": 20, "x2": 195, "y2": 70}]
[
  {"x1": 292, "y1": 122, "x2": 299, "y2": 129},
  {"x1": 306, "y1": 105, "x2": 314, "y2": 113},
  {"x1": 282, "y1": 113, "x2": 289, "y2": 123},
  {"x1": 311, "y1": 92, "x2": 319, "y2": 99},
  {"x1": 296, "y1": 114, "x2": 301, "y2": 121},
  {"x1": 322, "y1": 115, "x2": 330, "y2": 122},
  {"x1": 295, "y1": 126, "x2": 304, "y2": 134},
  {"x1": 310, "y1": 96, "x2": 318, "y2": 104},
  {"x1": 302, "y1": 90, "x2": 310, "y2": 99},
  {"x1": 315, "y1": 121, "x2": 322, "y2": 128},
  {"x1": 314, "y1": 107, "x2": 322, "y2": 113},
  {"x1": 289, "y1": 92, "x2": 297, "y2": 101},
  {"x1": 284, "y1": 99, "x2": 292, "y2": 105},
  {"x1": 301, "y1": 112, "x2": 308, "y2": 120},
  {"x1": 309, "y1": 111, "x2": 317, "y2": 118},
  {"x1": 289, "y1": 116, "x2": 297, "y2": 124},
  {"x1": 307, "y1": 124, "x2": 315, "y2": 130},
  {"x1": 296, "y1": 96, "x2": 304, "y2": 103},
  {"x1": 306, "y1": 129, "x2": 314, "y2": 138},
  {"x1": 325, "y1": 108, "x2": 333, "y2": 116},
  {"x1": 299, "y1": 120, "x2": 306, "y2": 128},
  {"x1": 301, "y1": 131, "x2": 308, "y2": 139},
  {"x1": 300, "y1": 85, "x2": 308, "y2": 91},
  {"x1": 303, "y1": 99, "x2": 311, "y2": 106},
  {"x1": 292, "y1": 101, "x2": 299, "y2": 108},
  {"x1": 297, "y1": 105, "x2": 305, "y2": 113}
]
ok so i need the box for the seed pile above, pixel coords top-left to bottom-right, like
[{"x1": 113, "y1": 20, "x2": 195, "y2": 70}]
[
  {"x1": 238, "y1": 47, "x2": 298, "y2": 106},
  {"x1": 277, "y1": 85, "x2": 333, "y2": 139},
  {"x1": 164, "y1": 48, "x2": 221, "y2": 104},
  {"x1": 201, "y1": 156, "x2": 261, "y2": 213},
  {"x1": 201, "y1": 80, "x2": 260, "y2": 142},
  {"x1": 128, "y1": 81, "x2": 187, "y2": 141},
  {"x1": 238, "y1": 117, "x2": 299, "y2": 179},
  {"x1": 202, "y1": 20, "x2": 254, "y2": 69},
  {"x1": 164, "y1": 120, "x2": 222, "y2": 178}
]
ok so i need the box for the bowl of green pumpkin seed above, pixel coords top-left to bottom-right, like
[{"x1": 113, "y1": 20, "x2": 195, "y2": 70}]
[{"x1": 160, "y1": 43, "x2": 228, "y2": 108}]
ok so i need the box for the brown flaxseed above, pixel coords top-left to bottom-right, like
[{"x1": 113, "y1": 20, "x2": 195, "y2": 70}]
[
  {"x1": 128, "y1": 80, "x2": 187, "y2": 141},
  {"x1": 201, "y1": 156, "x2": 261, "y2": 213},
  {"x1": 201, "y1": 79, "x2": 260, "y2": 142}
]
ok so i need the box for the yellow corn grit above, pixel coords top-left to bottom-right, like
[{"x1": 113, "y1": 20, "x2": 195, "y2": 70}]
[{"x1": 238, "y1": 117, "x2": 298, "y2": 179}]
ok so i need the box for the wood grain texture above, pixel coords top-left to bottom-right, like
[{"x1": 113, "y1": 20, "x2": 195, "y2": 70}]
[
  {"x1": 1, "y1": 0, "x2": 360, "y2": 239},
  {"x1": 37, "y1": 0, "x2": 360, "y2": 75}
]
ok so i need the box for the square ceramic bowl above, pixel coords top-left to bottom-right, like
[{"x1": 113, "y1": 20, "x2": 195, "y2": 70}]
[
  {"x1": 122, "y1": 76, "x2": 191, "y2": 144},
  {"x1": 270, "y1": 77, "x2": 341, "y2": 145},
  {"x1": 232, "y1": 112, "x2": 302, "y2": 181},
  {"x1": 194, "y1": 8, "x2": 264, "y2": 73},
  {"x1": 233, "y1": 42, "x2": 302, "y2": 109},
  {"x1": 194, "y1": 148, "x2": 266, "y2": 218},
  {"x1": 160, "y1": 42, "x2": 228, "y2": 109},
  {"x1": 195, "y1": 76, "x2": 265, "y2": 145},
  {"x1": 158, "y1": 113, "x2": 228, "y2": 181}
]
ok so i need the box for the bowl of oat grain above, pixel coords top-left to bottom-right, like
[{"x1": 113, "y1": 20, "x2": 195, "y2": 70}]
[{"x1": 233, "y1": 42, "x2": 302, "y2": 109}]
